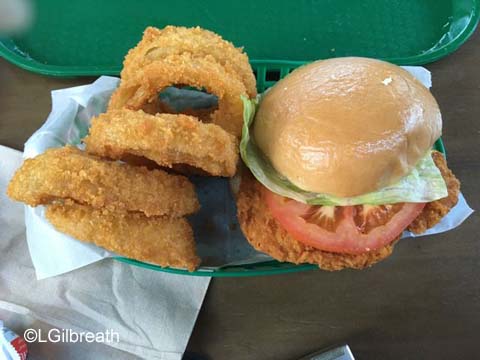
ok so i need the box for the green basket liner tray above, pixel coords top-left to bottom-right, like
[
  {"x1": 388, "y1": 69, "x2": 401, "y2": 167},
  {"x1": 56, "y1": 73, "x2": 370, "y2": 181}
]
[{"x1": 0, "y1": 0, "x2": 469, "y2": 276}]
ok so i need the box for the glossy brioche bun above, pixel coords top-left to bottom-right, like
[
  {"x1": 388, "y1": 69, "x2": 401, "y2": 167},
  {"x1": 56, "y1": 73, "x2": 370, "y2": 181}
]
[{"x1": 253, "y1": 57, "x2": 442, "y2": 197}]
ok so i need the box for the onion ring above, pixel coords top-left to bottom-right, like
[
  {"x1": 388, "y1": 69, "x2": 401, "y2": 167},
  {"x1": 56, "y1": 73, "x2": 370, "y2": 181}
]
[
  {"x1": 108, "y1": 53, "x2": 248, "y2": 137},
  {"x1": 46, "y1": 201, "x2": 200, "y2": 271},
  {"x1": 6, "y1": 146, "x2": 199, "y2": 216},
  {"x1": 121, "y1": 26, "x2": 257, "y2": 98},
  {"x1": 84, "y1": 109, "x2": 239, "y2": 177}
]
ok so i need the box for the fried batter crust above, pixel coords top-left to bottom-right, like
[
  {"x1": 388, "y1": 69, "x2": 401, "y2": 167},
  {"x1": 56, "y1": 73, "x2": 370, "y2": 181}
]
[
  {"x1": 84, "y1": 109, "x2": 239, "y2": 177},
  {"x1": 46, "y1": 202, "x2": 200, "y2": 271},
  {"x1": 121, "y1": 26, "x2": 257, "y2": 98},
  {"x1": 7, "y1": 146, "x2": 199, "y2": 216},
  {"x1": 108, "y1": 53, "x2": 248, "y2": 138},
  {"x1": 408, "y1": 151, "x2": 460, "y2": 233},
  {"x1": 236, "y1": 151, "x2": 460, "y2": 270}
]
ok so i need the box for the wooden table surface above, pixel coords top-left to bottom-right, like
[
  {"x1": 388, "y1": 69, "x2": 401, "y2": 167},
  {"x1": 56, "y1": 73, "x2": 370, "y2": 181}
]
[{"x1": 1, "y1": 29, "x2": 479, "y2": 360}]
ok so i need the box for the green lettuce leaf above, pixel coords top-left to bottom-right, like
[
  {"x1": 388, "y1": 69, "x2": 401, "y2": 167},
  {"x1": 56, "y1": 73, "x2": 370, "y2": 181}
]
[{"x1": 240, "y1": 96, "x2": 448, "y2": 206}]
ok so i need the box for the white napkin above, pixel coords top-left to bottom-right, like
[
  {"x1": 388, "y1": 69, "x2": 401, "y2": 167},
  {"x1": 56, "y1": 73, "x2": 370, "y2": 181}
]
[{"x1": 0, "y1": 145, "x2": 210, "y2": 359}]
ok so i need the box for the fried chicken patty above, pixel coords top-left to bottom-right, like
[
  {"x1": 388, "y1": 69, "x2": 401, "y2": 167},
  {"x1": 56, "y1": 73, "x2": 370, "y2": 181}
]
[{"x1": 236, "y1": 151, "x2": 460, "y2": 270}]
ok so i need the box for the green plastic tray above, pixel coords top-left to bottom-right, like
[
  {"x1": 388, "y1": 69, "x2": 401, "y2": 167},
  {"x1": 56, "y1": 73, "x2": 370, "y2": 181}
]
[
  {"x1": 0, "y1": 0, "x2": 469, "y2": 276},
  {"x1": 0, "y1": 0, "x2": 478, "y2": 75}
]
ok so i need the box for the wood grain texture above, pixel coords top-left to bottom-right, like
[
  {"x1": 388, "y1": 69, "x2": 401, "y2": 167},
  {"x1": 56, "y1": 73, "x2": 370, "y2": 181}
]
[
  {"x1": 0, "y1": 28, "x2": 479, "y2": 360},
  {"x1": 0, "y1": 64, "x2": 95, "y2": 150}
]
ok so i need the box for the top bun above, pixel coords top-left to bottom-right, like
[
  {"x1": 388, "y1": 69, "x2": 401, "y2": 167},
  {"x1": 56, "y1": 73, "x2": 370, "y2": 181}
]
[{"x1": 253, "y1": 57, "x2": 442, "y2": 197}]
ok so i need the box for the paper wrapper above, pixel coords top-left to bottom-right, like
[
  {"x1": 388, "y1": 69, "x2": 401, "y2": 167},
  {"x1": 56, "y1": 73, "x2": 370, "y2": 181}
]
[{"x1": 21, "y1": 70, "x2": 473, "y2": 279}]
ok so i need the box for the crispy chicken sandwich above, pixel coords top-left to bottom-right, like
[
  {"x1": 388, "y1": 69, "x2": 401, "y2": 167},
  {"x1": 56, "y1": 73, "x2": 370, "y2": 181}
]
[{"x1": 237, "y1": 57, "x2": 460, "y2": 270}]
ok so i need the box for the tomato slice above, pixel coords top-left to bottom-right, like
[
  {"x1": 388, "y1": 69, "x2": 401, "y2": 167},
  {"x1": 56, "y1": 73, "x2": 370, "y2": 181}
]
[{"x1": 263, "y1": 188, "x2": 425, "y2": 254}]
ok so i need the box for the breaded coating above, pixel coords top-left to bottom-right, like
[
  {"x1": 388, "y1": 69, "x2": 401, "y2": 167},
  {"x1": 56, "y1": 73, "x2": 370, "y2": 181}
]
[
  {"x1": 121, "y1": 26, "x2": 257, "y2": 98},
  {"x1": 236, "y1": 151, "x2": 460, "y2": 270},
  {"x1": 7, "y1": 146, "x2": 199, "y2": 216},
  {"x1": 45, "y1": 202, "x2": 200, "y2": 271},
  {"x1": 84, "y1": 109, "x2": 239, "y2": 177},
  {"x1": 108, "y1": 53, "x2": 248, "y2": 137},
  {"x1": 408, "y1": 151, "x2": 460, "y2": 233},
  {"x1": 236, "y1": 171, "x2": 395, "y2": 270}
]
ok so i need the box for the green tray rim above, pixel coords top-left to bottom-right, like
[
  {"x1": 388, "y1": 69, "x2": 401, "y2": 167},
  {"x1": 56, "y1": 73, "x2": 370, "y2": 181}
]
[
  {"x1": 115, "y1": 258, "x2": 318, "y2": 277},
  {"x1": 0, "y1": 0, "x2": 478, "y2": 76}
]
